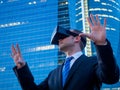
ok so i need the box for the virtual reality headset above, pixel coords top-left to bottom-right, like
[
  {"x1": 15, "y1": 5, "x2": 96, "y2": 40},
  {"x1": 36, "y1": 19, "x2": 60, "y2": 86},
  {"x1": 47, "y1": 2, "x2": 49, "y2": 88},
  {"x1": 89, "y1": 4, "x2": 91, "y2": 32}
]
[{"x1": 50, "y1": 25, "x2": 86, "y2": 47}]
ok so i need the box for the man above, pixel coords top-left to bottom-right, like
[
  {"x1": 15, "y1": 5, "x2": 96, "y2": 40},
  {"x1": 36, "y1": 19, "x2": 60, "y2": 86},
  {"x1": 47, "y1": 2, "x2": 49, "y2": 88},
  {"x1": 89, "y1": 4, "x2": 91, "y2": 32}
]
[{"x1": 11, "y1": 14, "x2": 119, "y2": 90}]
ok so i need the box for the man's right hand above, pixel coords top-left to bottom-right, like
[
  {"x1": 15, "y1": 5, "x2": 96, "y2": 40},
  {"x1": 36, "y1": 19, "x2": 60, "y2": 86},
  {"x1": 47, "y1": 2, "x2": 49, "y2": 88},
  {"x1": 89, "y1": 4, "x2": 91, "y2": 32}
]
[{"x1": 11, "y1": 44, "x2": 25, "y2": 69}]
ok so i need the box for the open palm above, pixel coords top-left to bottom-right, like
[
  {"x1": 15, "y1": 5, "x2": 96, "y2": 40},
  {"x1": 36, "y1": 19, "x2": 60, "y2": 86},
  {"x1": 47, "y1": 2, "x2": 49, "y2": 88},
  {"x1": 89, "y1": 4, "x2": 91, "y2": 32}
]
[
  {"x1": 80, "y1": 14, "x2": 107, "y2": 45},
  {"x1": 11, "y1": 44, "x2": 25, "y2": 69}
]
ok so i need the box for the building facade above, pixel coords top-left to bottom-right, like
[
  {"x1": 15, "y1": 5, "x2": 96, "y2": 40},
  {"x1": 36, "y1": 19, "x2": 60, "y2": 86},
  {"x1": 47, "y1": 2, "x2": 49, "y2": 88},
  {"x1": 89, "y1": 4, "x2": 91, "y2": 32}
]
[
  {"x1": 75, "y1": 0, "x2": 120, "y2": 89},
  {"x1": 58, "y1": 0, "x2": 120, "y2": 89},
  {"x1": 0, "y1": 0, "x2": 120, "y2": 90},
  {"x1": 59, "y1": 0, "x2": 120, "y2": 89},
  {"x1": 87, "y1": 0, "x2": 120, "y2": 89},
  {"x1": 0, "y1": 0, "x2": 58, "y2": 90}
]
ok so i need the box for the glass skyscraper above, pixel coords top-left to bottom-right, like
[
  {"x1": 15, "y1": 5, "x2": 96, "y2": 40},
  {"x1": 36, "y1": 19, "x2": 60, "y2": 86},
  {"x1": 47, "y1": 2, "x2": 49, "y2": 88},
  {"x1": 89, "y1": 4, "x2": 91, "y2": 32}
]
[
  {"x1": 88, "y1": 0, "x2": 120, "y2": 89},
  {"x1": 59, "y1": 0, "x2": 120, "y2": 89},
  {"x1": 58, "y1": 0, "x2": 120, "y2": 89},
  {"x1": 0, "y1": 0, "x2": 58, "y2": 90},
  {"x1": 75, "y1": 0, "x2": 120, "y2": 89},
  {"x1": 0, "y1": 0, "x2": 120, "y2": 90}
]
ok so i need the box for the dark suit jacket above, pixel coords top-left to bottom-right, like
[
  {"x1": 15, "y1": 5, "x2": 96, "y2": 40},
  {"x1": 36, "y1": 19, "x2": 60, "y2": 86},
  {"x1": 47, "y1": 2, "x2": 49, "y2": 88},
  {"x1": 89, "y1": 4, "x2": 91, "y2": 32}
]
[{"x1": 13, "y1": 41, "x2": 119, "y2": 90}]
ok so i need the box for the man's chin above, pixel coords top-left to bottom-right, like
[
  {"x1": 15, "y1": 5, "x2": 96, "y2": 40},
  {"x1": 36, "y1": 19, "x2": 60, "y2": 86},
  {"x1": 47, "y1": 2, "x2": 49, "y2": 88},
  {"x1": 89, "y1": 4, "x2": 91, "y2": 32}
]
[{"x1": 59, "y1": 46, "x2": 67, "y2": 52}]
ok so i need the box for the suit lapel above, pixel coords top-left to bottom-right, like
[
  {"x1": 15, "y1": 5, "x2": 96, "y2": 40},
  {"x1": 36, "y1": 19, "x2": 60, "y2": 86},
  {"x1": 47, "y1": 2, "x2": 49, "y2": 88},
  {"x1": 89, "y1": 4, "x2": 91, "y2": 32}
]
[
  {"x1": 64, "y1": 54, "x2": 87, "y2": 86},
  {"x1": 57, "y1": 64, "x2": 64, "y2": 90}
]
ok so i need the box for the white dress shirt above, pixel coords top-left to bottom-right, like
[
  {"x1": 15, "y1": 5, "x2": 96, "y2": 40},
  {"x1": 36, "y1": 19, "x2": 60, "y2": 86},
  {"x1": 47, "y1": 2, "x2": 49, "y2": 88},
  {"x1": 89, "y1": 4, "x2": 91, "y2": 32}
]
[{"x1": 66, "y1": 51, "x2": 83, "y2": 68}]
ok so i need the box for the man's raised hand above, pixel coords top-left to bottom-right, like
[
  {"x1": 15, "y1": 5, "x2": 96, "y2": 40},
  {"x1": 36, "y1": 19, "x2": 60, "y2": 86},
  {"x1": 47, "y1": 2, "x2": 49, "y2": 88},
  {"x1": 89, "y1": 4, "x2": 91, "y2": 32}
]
[
  {"x1": 79, "y1": 14, "x2": 107, "y2": 45},
  {"x1": 11, "y1": 44, "x2": 25, "y2": 69}
]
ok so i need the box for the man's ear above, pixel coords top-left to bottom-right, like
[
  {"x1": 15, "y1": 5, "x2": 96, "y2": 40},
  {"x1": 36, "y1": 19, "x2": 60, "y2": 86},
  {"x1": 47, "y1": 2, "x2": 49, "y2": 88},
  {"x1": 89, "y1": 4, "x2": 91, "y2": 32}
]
[{"x1": 74, "y1": 36, "x2": 81, "y2": 43}]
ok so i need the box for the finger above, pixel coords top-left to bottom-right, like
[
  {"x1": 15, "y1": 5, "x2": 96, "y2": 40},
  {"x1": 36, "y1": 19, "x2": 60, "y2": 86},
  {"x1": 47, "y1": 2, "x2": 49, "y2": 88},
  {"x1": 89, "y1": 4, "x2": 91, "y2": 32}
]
[
  {"x1": 16, "y1": 44, "x2": 22, "y2": 57},
  {"x1": 11, "y1": 45, "x2": 17, "y2": 55},
  {"x1": 96, "y1": 15, "x2": 100, "y2": 26},
  {"x1": 87, "y1": 17, "x2": 93, "y2": 28},
  {"x1": 103, "y1": 18, "x2": 106, "y2": 27},
  {"x1": 79, "y1": 33, "x2": 91, "y2": 39},
  {"x1": 10, "y1": 53, "x2": 19, "y2": 65},
  {"x1": 90, "y1": 14, "x2": 97, "y2": 25}
]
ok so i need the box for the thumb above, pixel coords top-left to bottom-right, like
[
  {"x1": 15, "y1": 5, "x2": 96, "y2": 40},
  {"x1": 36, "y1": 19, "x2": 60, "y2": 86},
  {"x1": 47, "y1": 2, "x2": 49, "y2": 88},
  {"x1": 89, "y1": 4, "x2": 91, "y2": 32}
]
[{"x1": 79, "y1": 33, "x2": 91, "y2": 39}]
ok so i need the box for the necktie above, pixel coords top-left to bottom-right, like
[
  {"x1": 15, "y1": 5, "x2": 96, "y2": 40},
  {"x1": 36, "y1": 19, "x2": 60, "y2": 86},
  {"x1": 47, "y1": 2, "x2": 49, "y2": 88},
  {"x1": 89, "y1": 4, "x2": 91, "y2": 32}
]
[{"x1": 62, "y1": 56, "x2": 73, "y2": 86}]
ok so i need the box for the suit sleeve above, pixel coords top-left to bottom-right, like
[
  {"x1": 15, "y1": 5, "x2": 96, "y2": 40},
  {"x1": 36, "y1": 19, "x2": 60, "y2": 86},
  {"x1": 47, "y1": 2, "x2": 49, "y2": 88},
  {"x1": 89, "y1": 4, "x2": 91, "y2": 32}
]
[
  {"x1": 95, "y1": 40, "x2": 119, "y2": 84},
  {"x1": 13, "y1": 63, "x2": 49, "y2": 90}
]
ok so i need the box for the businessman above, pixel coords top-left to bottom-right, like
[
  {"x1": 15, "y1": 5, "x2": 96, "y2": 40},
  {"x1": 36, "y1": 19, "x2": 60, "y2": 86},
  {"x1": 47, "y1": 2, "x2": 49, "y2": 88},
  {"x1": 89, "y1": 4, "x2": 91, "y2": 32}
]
[{"x1": 11, "y1": 14, "x2": 119, "y2": 90}]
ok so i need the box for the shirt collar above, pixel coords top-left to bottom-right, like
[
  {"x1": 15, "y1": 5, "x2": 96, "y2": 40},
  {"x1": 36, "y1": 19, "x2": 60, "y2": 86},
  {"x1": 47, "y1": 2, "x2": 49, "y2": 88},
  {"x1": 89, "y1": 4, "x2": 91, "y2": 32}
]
[{"x1": 66, "y1": 51, "x2": 83, "y2": 60}]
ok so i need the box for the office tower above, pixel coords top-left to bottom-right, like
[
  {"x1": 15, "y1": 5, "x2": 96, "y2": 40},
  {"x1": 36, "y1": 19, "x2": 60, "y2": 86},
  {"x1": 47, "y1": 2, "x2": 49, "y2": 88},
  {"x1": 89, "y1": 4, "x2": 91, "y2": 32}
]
[
  {"x1": 88, "y1": 0, "x2": 120, "y2": 58},
  {"x1": 58, "y1": 0, "x2": 70, "y2": 29},
  {"x1": 57, "y1": 0, "x2": 89, "y2": 64},
  {"x1": 75, "y1": 0, "x2": 92, "y2": 56},
  {"x1": 87, "y1": 0, "x2": 120, "y2": 89},
  {"x1": 76, "y1": 0, "x2": 120, "y2": 89},
  {"x1": 58, "y1": 0, "x2": 70, "y2": 64},
  {"x1": 0, "y1": 0, "x2": 58, "y2": 90},
  {"x1": 0, "y1": 0, "x2": 120, "y2": 90},
  {"x1": 59, "y1": 0, "x2": 120, "y2": 89}
]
